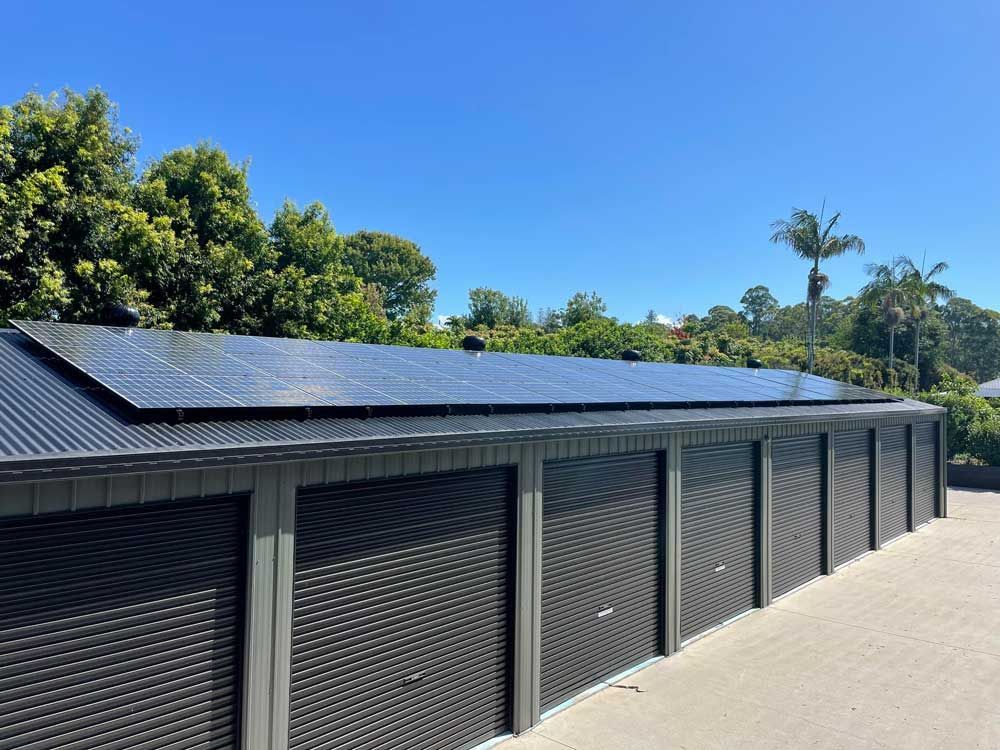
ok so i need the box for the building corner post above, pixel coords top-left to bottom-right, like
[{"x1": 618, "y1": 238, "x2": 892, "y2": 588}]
[
  {"x1": 873, "y1": 427, "x2": 882, "y2": 549},
  {"x1": 759, "y1": 434, "x2": 773, "y2": 607},
  {"x1": 664, "y1": 435, "x2": 681, "y2": 656},
  {"x1": 513, "y1": 443, "x2": 544, "y2": 733},
  {"x1": 939, "y1": 415, "x2": 948, "y2": 518},
  {"x1": 243, "y1": 463, "x2": 297, "y2": 750},
  {"x1": 825, "y1": 429, "x2": 835, "y2": 574},
  {"x1": 908, "y1": 424, "x2": 917, "y2": 532}
]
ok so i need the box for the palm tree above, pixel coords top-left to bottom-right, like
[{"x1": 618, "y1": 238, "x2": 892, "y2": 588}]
[
  {"x1": 859, "y1": 258, "x2": 906, "y2": 369},
  {"x1": 898, "y1": 254, "x2": 954, "y2": 387},
  {"x1": 770, "y1": 205, "x2": 865, "y2": 373}
]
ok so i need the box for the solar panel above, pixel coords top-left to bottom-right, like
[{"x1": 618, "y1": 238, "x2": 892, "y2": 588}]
[{"x1": 12, "y1": 320, "x2": 898, "y2": 421}]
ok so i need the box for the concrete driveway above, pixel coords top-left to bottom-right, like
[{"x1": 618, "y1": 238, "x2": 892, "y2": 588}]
[{"x1": 503, "y1": 488, "x2": 1000, "y2": 750}]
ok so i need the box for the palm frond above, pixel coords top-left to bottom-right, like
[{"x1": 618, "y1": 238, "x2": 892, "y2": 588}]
[
  {"x1": 925, "y1": 261, "x2": 949, "y2": 279},
  {"x1": 820, "y1": 211, "x2": 842, "y2": 243},
  {"x1": 925, "y1": 280, "x2": 955, "y2": 302},
  {"x1": 897, "y1": 255, "x2": 920, "y2": 275}
]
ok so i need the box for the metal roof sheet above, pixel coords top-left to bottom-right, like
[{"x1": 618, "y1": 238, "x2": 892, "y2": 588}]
[
  {"x1": 0, "y1": 330, "x2": 943, "y2": 481},
  {"x1": 977, "y1": 378, "x2": 1000, "y2": 398}
]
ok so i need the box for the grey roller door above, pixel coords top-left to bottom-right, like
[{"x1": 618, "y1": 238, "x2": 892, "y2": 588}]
[
  {"x1": 833, "y1": 431, "x2": 874, "y2": 566},
  {"x1": 914, "y1": 423, "x2": 939, "y2": 526},
  {"x1": 0, "y1": 496, "x2": 247, "y2": 750},
  {"x1": 880, "y1": 425, "x2": 911, "y2": 543},
  {"x1": 681, "y1": 443, "x2": 758, "y2": 641},
  {"x1": 772, "y1": 435, "x2": 825, "y2": 597},
  {"x1": 540, "y1": 454, "x2": 662, "y2": 711},
  {"x1": 290, "y1": 468, "x2": 514, "y2": 750}
]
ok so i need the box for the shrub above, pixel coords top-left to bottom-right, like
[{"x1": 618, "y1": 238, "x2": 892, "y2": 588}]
[
  {"x1": 950, "y1": 453, "x2": 987, "y2": 466},
  {"x1": 919, "y1": 389, "x2": 996, "y2": 458},
  {"x1": 967, "y1": 418, "x2": 1000, "y2": 467}
]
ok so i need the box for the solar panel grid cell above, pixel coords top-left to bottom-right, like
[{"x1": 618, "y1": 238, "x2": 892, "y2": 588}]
[{"x1": 11, "y1": 320, "x2": 896, "y2": 417}]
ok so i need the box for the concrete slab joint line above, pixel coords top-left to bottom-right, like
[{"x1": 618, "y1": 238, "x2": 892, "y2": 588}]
[{"x1": 495, "y1": 489, "x2": 995, "y2": 750}]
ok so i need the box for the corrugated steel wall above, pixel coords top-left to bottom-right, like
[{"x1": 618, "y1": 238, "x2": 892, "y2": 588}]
[{"x1": 0, "y1": 413, "x2": 947, "y2": 750}]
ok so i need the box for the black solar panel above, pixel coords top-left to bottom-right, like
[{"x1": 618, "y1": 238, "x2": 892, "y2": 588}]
[{"x1": 12, "y1": 320, "x2": 898, "y2": 420}]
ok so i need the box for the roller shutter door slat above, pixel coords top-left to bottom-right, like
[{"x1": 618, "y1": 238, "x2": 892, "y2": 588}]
[
  {"x1": 914, "y1": 423, "x2": 939, "y2": 526},
  {"x1": 540, "y1": 454, "x2": 662, "y2": 712},
  {"x1": 0, "y1": 496, "x2": 246, "y2": 750},
  {"x1": 880, "y1": 426, "x2": 911, "y2": 543},
  {"x1": 771, "y1": 436, "x2": 825, "y2": 597},
  {"x1": 290, "y1": 468, "x2": 513, "y2": 750},
  {"x1": 681, "y1": 443, "x2": 758, "y2": 641},
  {"x1": 833, "y1": 431, "x2": 874, "y2": 565}
]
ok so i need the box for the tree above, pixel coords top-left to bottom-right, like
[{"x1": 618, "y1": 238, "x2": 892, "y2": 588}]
[
  {"x1": 941, "y1": 298, "x2": 1000, "y2": 382},
  {"x1": 898, "y1": 254, "x2": 954, "y2": 388},
  {"x1": 770, "y1": 205, "x2": 865, "y2": 373},
  {"x1": 270, "y1": 200, "x2": 344, "y2": 276},
  {"x1": 0, "y1": 88, "x2": 139, "y2": 325},
  {"x1": 858, "y1": 258, "x2": 906, "y2": 369},
  {"x1": 739, "y1": 285, "x2": 779, "y2": 337},
  {"x1": 466, "y1": 287, "x2": 531, "y2": 328},
  {"x1": 131, "y1": 142, "x2": 273, "y2": 333},
  {"x1": 702, "y1": 305, "x2": 748, "y2": 337},
  {"x1": 563, "y1": 291, "x2": 607, "y2": 327},
  {"x1": 261, "y1": 200, "x2": 390, "y2": 340},
  {"x1": 343, "y1": 230, "x2": 437, "y2": 322},
  {"x1": 536, "y1": 307, "x2": 563, "y2": 332}
]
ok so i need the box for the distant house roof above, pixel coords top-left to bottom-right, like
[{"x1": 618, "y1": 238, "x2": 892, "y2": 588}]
[{"x1": 978, "y1": 378, "x2": 1000, "y2": 398}]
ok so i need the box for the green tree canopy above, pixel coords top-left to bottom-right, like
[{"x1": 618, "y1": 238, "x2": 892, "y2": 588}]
[
  {"x1": 942, "y1": 298, "x2": 1000, "y2": 383},
  {"x1": 562, "y1": 291, "x2": 607, "y2": 327},
  {"x1": 129, "y1": 142, "x2": 272, "y2": 333},
  {"x1": 739, "y1": 285, "x2": 778, "y2": 337},
  {"x1": 270, "y1": 200, "x2": 344, "y2": 276},
  {"x1": 770, "y1": 206, "x2": 865, "y2": 372},
  {"x1": 898, "y1": 255, "x2": 953, "y2": 388},
  {"x1": 466, "y1": 287, "x2": 531, "y2": 328},
  {"x1": 0, "y1": 88, "x2": 138, "y2": 325},
  {"x1": 342, "y1": 230, "x2": 437, "y2": 322}
]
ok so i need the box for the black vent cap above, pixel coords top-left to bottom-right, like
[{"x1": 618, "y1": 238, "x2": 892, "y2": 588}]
[
  {"x1": 462, "y1": 335, "x2": 487, "y2": 352},
  {"x1": 103, "y1": 303, "x2": 140, "y2": 327},
  {"x1": 621, "y1": 349, "x2": 641, "y2": 362}
]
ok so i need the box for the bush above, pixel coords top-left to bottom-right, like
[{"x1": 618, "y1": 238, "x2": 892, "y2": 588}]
[
  {"x1": 919, "y1": 389, "x2": 996, "y2": 458},
  {"x1": 967, "y1": 418, "x2": 1000, "y2": 467},
  {"x1": 750, "y1": 340, "x2": 917, "y2": 391},
  {"x1": 951, "y1": 453, "x2": 987, "y2": 466}
]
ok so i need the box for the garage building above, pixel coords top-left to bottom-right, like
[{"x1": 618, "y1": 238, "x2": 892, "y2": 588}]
[{"x1": 0, "y1": 321, "x2": 946, "y2": 750}]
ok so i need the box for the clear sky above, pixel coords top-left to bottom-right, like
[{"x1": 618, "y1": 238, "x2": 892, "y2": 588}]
[{"x1": 5, "y1": 1, "x2": 998, "y2": 323}]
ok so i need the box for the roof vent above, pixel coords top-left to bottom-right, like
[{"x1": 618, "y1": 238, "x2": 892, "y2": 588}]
[
  {"x1": 462, "y1": 335, "x2": 486, "y2": 352},
  {"x1": 103, "y1": 303, "x2": 140, "y2": 328},
  {"x1": 621, "y1": 349, "x2": 641, "y2": 362},
  {"x1": 747, "y1": 357, "x2": 763, "y2": 369}
]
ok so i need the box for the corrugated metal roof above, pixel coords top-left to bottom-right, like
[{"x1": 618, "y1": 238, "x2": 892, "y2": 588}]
[
  {"x1": 0, "y1": 331, "x2": 943, "y2": 481},
  {"x1": 977, "y1": 378, "x2": 1000, "y2": 398}
]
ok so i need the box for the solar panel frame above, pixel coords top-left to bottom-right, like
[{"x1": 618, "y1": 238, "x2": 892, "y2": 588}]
[{"x1": 11, "y1": 320, "x2": 899, "y2": 422}]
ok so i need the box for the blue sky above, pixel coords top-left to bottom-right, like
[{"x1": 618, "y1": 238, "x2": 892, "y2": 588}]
[{"x1": 5, "y1": 1, "x2": 998, "y2": 323}]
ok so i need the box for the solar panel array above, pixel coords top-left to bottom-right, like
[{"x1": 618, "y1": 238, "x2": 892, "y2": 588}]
[{"x1": 13, "y1": 320, "x2": 896, "y2": 418}]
